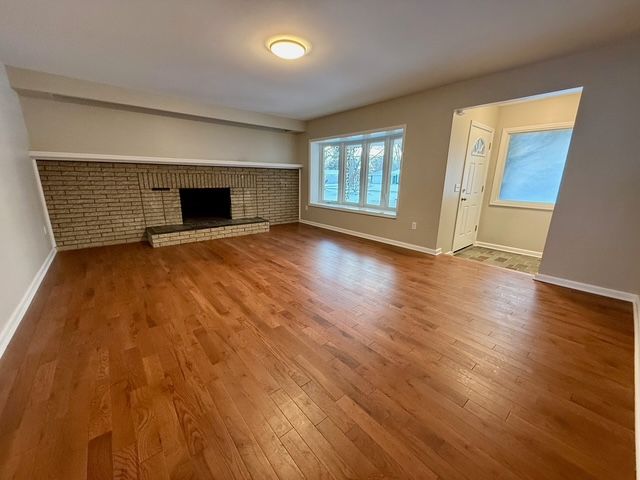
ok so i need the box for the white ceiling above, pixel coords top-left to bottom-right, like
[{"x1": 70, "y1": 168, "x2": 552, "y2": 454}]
[{"x1": 1, "y1": 0, "x2": 639, "y2": 120}]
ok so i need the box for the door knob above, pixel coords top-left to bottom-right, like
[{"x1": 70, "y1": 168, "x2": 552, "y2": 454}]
[{"x1": 461, "y1": 198, "x2": 468, "y2": 202}]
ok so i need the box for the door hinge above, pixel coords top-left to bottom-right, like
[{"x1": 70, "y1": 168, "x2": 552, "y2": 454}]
[
  {"x1": 475, "y1": 225, "x2": 478, "y2": 231},
  {"x1": 481, "y1": 185, "x2": 484, "y2": 193}
]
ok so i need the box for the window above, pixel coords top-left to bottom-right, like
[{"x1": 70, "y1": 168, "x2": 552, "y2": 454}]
[
  {"x1": 310, "y1": 127, "x2": 405, "y2": 216},
  {"x1": 389, "y1": 137, "x2": 403, "y2": 209},
  {"x1": 344, "y1": 144, "x2": 363, "y2": 204},
  {"x1": 491, "y1": 123, "x2": 573, "y2": 210},
  {"x1": 321, "y1": 145, "x2": 339, "y2": 202}
]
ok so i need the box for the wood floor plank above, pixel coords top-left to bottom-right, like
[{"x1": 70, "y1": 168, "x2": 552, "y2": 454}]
[
  {"x1": 87, "y1": 431, "x2": 113, "y2": 480},
  {"x1": 270, "y1": 388, "x2": 358, "y2": 480},
  {"x1": 207, "y1": 379, "x2": 280, "y2": 480},
  {"x1": 0, "y1": 223, "x2": 634, "y2": 479}
]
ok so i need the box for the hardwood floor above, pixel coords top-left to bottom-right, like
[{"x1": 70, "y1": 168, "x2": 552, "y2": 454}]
[{"x1": 0, "y1": 223, "x2": 635, "y2": 479}]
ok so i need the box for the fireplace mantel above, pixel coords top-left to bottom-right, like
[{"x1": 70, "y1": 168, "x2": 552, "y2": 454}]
[{"x1": 29, "y1": 151, "x2": 303, "y2": 170}]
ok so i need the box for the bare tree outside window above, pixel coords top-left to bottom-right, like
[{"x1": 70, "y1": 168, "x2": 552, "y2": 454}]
[
  {"x1": 344, "y1": 145, "x2": 362, "y2": 203},
  {"x1": 313, "y1": 128, "x2": 404, "y2": 214}
]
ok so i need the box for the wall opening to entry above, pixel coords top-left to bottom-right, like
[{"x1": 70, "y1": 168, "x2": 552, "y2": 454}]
[{"x1": 443, "y1": 88, "x2": 583, "y2": 275}]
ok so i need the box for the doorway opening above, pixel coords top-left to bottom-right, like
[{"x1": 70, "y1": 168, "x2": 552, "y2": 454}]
[{"x1": 446, "y1": 88, "x2": 582, "y2": 274}]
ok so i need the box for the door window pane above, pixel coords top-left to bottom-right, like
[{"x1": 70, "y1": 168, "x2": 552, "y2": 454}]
[
  {"x1": 344, "y1": 144, "x2": 362, "y2": 203},
  {"x1": 388, "y1": 138, "x2": 403, "y2": 208},
  {"x1": 499, "y1": 129, "x2": 572, "y2": 204},
  {"x1": 322, "y1": 145, "x2": 340, "y2": 202},
  {"x1": 366, "y1": 141, "x2": 385, "y2": 206}
]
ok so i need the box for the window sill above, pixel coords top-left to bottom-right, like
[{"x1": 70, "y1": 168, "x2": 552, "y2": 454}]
[
  {"x1": 308, "y1": 202, "x2": 397, "y2": 219},
  {"x1": 489, "y1": 200, "x2": 555, "y2": 211}
]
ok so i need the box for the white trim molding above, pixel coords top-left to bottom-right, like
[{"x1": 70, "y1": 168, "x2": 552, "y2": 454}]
[
  {"x1": 29, "y1": 151, "x2": 303, "y2": 170},
  {"x1": 32, "y1": 159, "x2": 57, "y2": 249},
  {"x1": 308, "y1": 202, "x2": 397, "y2": 219},
  {"x1": 0, "y1": 248, "x2": 57, "y2": 359},
  {"x1": 633, "y1": 296, "x2": 640, "y2": 480},
  {"x1": 308, "y1": 124, "x2": 407, "y2": 143},
  {"x1": 299, "y1": 219, "x2": 441, "y2": 255},
  {"x1": 534, "y1": 274, "x2": 638, "y2": 303},
  {"x1": 474, "y1": 241, "x2": 542, "y2": 258}
]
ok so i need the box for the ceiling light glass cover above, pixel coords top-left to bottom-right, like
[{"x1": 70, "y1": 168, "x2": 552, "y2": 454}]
[{"x1": 267, "y1": 36, "x2": 311, "y2": 60}]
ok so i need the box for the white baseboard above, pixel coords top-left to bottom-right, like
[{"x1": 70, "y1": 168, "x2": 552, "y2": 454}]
[
  {"x1": 0, "y1": 248, "x2": 57, "y2": 359},
  {"x1": 474, "y1": 241, "x2": 542, "y2": 258},
  {"x1": 534, "y1": 273, "x2": 638, "y2": 303},
  {"x1": 299, "y1": 219, "x2": 441, "y2": 256},
  {"x1": 634, "y1": 297, "x2": 640, "y2": 480}
]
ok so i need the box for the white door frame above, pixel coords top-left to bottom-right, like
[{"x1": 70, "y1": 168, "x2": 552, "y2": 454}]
[{"x1": 451, "y1": 120, "x2": 495, "y2": 251}]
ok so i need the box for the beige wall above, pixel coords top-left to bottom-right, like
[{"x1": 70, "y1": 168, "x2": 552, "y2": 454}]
[
  {"x1": 7, "y1": 66, "x2": 305, "y2": 132},
  {"x1": 475, "y1": 93, "x2": 582, "y2": 253},
  {"x1": 18, "y1": 95, "x2": 298, "y2": 164},
  {"x1": 0, "y1": 65, "x2": 52, "y2": 351},
  {"x1": 299, "y1": 34, "x2": 640, "y2": 295}
]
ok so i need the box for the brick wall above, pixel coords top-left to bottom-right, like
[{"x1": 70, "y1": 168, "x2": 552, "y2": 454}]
[{"x1": 37, "y1": 160, "x2": 299, "y2": 250}]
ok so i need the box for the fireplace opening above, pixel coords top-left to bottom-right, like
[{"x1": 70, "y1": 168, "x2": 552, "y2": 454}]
[{"x1": 179, "y1": 188, "x2": 231, "y2": 222}]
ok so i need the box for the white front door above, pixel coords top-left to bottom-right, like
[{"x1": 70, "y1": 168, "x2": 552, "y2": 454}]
[{"x1": 452, "y1": 121, "x2": 494, "y2": 252}]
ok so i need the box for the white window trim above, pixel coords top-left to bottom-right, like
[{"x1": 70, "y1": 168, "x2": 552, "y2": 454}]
[
  {"x1": 309, "y1": 125, "x2": 406, "y2": 217},
  {"x1": 490, "y1": 121, "x2": 574, "y2": 211},
  {"x1": 308, "y1": 202, "x2": 398, "y2": 219}
]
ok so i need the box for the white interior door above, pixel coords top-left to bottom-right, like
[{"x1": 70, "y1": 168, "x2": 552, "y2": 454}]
[{"x1": 452, "y1": 121, "x2": 494, "y2": 252}]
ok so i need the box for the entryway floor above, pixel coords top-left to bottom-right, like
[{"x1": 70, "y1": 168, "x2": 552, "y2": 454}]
[{"x1": 454, "y1": 245, "x2": 541, "y2": 274}]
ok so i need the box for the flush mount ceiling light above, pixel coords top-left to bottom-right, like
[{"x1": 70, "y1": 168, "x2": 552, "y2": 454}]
[{"x1": 267, "y1": 35, "x2": 311, "y2": 60}]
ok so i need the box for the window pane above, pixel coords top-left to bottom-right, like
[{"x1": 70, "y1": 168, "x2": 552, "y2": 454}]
[
  {"x1": 499, "y1": 129, "x2": 572, "y2": 204},
  {"x1": 388, "y1": 138, "x2": 403, "y2": 208},
  {"x1": 366, "y1": 141, "x2": 385, "y2": 206},
  {"x1": 344, "y1": 144, "x2": 362, "y2": 203},
  {"x1": 322, "y1": 145, "x2": 340, "y2": 202}
]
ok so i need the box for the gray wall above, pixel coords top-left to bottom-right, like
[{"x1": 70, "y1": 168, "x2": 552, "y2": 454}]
[
  {"x1": 476, "y1": 93, "x2": 582, "y2": 253},
  {"x1": 299, "y1": 35, "x2": 640, "y2": 295},
  {"x1": 539, "y1": 41, "x2": 640, "y2": 294},
  {"x1": 0, "y1": 65, "x2": 52, "y2": 346},
  {"x1": 18, "y1": 94, "x2": 298, "y2": 164}
]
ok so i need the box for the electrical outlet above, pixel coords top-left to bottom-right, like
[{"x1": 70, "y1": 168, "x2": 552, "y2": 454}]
[
  {"x1": 454, "y1": 183, "x2": 461, "y2": 192},
  {"x1": 42, "y1": 224, "x2": 48, "y2": 237},
  {"x1": 411, "y1": 222, "x2": 417, "y2": 230}
]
